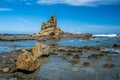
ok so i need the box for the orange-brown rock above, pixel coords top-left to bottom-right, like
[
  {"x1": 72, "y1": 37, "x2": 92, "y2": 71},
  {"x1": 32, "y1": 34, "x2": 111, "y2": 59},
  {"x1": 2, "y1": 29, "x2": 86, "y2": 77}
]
[
  {"x1": 16, "y1": 43, "x2": 50, "y2": 72},
  {"x1": 16, "y1": 51, "x2": 40, "y2": 71},
  {"x1": 32, "y1": 43, "x2": 50, "y2": 58},
  {"x1": 38, "y1": 15, "x2": 63, "y2": 39}
]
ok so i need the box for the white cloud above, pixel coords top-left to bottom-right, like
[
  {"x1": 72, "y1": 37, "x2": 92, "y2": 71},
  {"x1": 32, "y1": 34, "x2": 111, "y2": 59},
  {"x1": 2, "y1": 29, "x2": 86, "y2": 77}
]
[
  {"x1": 0, "y1": 8, "x2": 13, "y2": 11},
  {"x1": 37, "y1": 0, "x2": 120, "y2": 6},
  {"x1": 5, "y1": 0, "x2": 32, "y2": 5},
  {"x1": 18, "y1": 17, "x2": 31, "y2": 24}
]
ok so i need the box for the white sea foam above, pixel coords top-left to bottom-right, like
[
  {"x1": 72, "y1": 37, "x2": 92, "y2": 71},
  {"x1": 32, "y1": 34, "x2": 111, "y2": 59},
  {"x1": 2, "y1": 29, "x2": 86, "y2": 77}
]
[
  {"x1": 105, "y1": 48, "x2": 120, "y2": 54},
  {"x1": 93, "y1": 34, "x2": 117, "y2": 37}
]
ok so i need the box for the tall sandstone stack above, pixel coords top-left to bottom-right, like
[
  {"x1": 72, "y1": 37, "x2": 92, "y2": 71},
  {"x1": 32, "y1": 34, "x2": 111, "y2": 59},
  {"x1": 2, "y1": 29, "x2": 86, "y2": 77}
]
[{"x1": 39, "y1": 15, "x2": 63, "y2": 39}]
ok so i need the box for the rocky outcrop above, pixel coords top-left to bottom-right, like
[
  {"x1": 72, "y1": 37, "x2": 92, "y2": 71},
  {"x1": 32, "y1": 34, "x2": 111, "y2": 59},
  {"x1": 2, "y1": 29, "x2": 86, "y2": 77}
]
[
  {"x1": 16, "y1": 50, "x2": 40, "y2": 72},
  {"x1": 32, "y1": 43, "x2": 50, "y2": 58},
  {"x1": 39, "y1": 15, "x2": 63, "y2": 39},
  {"x1": 16, "y1": 43, "x2": 50, "y2": 72},
  {"x1": 88, "y1": 53, "x2": 104, "y2": 59},
  {"x1": 103, "y1": 63, "x2": 115, "y2": 68},
  {"x1": 62, "y1": 33, "x2": 92, "y2": 40}
]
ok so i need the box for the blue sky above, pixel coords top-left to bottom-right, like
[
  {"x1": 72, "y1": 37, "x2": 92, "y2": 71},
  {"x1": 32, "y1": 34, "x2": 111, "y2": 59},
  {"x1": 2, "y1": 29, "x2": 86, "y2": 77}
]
[{"x1": 0, "y1": 0, "x2": 120, "y2": 34}]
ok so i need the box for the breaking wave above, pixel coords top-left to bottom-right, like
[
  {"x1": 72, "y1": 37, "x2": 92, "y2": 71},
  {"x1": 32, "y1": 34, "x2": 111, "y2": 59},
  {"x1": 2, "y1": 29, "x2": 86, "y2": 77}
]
[{"x1": 93, "y1": 34, "x2": 117, "y2": 37}]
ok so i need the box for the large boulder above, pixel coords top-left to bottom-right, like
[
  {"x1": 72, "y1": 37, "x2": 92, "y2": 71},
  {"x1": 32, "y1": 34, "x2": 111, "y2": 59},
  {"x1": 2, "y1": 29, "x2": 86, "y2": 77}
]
[
  {"x1": 16, "y1": 51, "x2": 40, "y2": 72},
  {"x1": 32, "y1": 43, "x2": 50, "y2": 58},
  {"x1": 16, "y1": 43, "x2": 50, "y2": 72}
]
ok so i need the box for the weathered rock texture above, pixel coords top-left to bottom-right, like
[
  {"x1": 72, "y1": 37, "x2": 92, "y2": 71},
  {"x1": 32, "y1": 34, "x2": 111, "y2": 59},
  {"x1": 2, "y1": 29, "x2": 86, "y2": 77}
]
[
  {"x1": 16, "y1": 43, "x2": 50, "y2": 72},
  {"x1": 32, "y1": 43, "x2": 50, "y2": 58},
  {"x1": 16, "y1": 50, "x2": 40, "y2": 72},
  {"x1": 39, "y1": 15, "x2": 63, "y2": 38}
]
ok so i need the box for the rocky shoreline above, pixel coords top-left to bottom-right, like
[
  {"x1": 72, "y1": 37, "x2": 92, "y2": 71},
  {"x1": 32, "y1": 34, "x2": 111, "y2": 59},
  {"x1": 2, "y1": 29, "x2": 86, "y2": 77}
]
[
  {"x1": 0, "y1": 15, "x2": 120, "y2": 80},
  {"x1": 0, "y1": 32, "x2": 93, "y2": 41},
  {"x1": 0, "y1": 43, "x2": 120, "y2": 80},
  {"x1": 0, "y1": 43, "x2": 120, "y2": 72}
]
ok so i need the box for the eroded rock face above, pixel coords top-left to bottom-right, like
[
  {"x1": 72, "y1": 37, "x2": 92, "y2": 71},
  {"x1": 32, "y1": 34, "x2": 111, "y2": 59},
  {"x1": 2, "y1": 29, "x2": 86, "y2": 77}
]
[
  {"x1": 32, "y1": 43, "x2": 50, "y2": 58},
  {"x1": 39, "y1": 15, "x2": 63, "y2": 39},
  {"x1": 16, "y1": 43, "x2": 50, "y2": 72},
  {"x1": 16, "y1": 51, "x2": 40, "y2": 72}
]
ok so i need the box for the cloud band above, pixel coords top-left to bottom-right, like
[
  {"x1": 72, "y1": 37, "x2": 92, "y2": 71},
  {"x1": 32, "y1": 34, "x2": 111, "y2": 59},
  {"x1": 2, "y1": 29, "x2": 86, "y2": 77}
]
[
  {"x1": 0, "y1": 8, "x2": 13, "y2": 11},
  {"x1": 37, "y1": 0, "x2": 120, "y2": 6}
]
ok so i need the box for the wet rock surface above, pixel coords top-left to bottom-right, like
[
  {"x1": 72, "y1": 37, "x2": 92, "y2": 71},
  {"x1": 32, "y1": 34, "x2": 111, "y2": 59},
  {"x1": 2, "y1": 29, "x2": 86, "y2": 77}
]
[
  {"x1": 83, "y1": 62, "x2": 90, "y2": 67},
  {"x1": 70, "y1": 54, "x2": 80, "y2": 64},
  {"x1": 62, "y1": 33, "x2": 93, "y2": 39},
  {"x1": 88, "y1": 53, "x2": 104, "y2": 59},
  {"x1": 103, "y1": 63, "x2": 115, "y2": 68},
  {"x1": 0, "y1": 43, "x2": 120, "y2": 80},
  {"x1": 0, "y1": 31, "x2": 120, "y2": 80},
  {"x1": 32, "y1": 43, "x2": 50, "y2": 58},
  {"x1": 0, "y1": 48, "x2": 50, "y2": 79},
  {"x1": 0, "y1": 50, "x2": 19, "y2": 74}
]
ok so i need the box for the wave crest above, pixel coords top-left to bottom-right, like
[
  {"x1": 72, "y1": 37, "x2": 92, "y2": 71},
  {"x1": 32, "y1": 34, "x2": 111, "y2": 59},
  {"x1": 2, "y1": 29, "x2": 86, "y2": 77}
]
[{"x1": 93, "y1": 34, "x2": 117, "y2": 37}]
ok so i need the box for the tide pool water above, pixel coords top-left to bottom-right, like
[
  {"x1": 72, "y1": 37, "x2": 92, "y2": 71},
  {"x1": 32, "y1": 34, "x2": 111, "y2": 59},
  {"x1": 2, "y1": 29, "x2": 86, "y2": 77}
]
[{"x1": 0, "y1": 36, "x2": 120, "y2": 53}]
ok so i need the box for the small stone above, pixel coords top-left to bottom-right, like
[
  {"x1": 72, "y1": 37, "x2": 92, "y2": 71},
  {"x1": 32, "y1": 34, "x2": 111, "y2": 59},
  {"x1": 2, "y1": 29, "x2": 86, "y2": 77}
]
[
  {"x1": 72, "y1": 54, "x2": 80, "y2": 59},
  {"x1": 113, "y1": 43, "x2": 120, "y2": 48},
  {"x1": 83, "y1": 62, "x2": 90, "y2": 66},
  {"x1": 21, "y1": 48, "x2": 27, "y2": 52},
  {"x1": 2, "y1": 55, "x2": 7, "y2": 58},
  {"x1": 70, "y1": 54, "x2": 80, "y2": 64},
  {"x1": 107, "y1": 58, "x2": 113, "y2": 63},
  {"x1": 3, "y1": 68, "x2": 9, "y2": 73},
  {"x1": 0, "y1": 68, "x2": 2, "y2": 72},
  {"x1": 71, "y1": 67, "x2": 78, "y2": 72},
  {"x1": 103, "y1": 63, "x2": 115, "y2": 68}
]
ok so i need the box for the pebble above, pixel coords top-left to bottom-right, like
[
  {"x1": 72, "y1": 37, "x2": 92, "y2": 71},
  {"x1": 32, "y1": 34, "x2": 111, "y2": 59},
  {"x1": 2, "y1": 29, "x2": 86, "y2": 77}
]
[
  {"x1": 3, "y1": 68, "x2": 9, "y2": 73},
  {"x1": 71, "y1": 67, "x2": 79, "y2": 72}
]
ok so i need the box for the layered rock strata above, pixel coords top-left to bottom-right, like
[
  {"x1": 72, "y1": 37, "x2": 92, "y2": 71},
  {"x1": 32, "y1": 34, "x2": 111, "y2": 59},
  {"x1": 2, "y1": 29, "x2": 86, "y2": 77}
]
[{"x1": 39, "y1": 15, "x2": 63, "y2": 39}]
